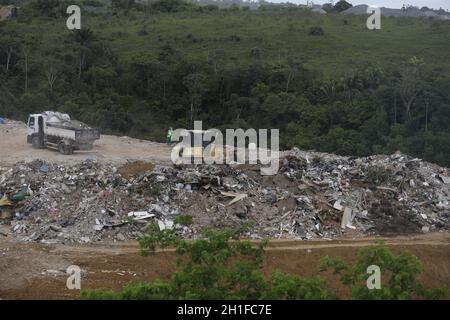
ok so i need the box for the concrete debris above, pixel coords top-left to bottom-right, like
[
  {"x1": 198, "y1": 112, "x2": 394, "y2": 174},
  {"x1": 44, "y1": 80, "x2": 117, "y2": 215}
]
[
  {"x1": 128, "y1": 211, "x2": 155, "y2": 220},
  {"x1": 341, "y1": 207, "x2": 354, "y2": 230},
  {"x1": 116, "y1": 233, "x2": 126, "y2": 241},
  {"x1": 0, "y1": 150, "x2": 449, "y2": 244},
  {"x1": 157, "y1": 219, "x2": 174, "y2": 231},
  {"x1": 333, "y1": 200, "x2": 343, "y2": 211},
  {"x1": 439, "y1": 175, "x2": 450, "y2": 185}
]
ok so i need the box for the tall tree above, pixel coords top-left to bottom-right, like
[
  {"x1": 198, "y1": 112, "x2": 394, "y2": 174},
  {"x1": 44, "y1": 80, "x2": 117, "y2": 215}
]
[
  {"x1": 334, "y1": 0, "x2": 352, "y2": 12},
  {"x1": 45, "y1": 59, "x2": 59, "y2": 95},
  {"x1": 22, "y1": 45, "x2": 30, "y2": 92},
  {"x1": 398, "y1": 57, "x2": 424, "y2": 120},
  {"x1": 183, "y1": 73, "x2": 206, "y2": 128}
]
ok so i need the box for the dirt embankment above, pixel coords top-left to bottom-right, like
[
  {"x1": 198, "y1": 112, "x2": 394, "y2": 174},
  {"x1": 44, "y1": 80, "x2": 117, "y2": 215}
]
[{"x1": 0, "y1": 233, "x2": 449, "y2": 299}]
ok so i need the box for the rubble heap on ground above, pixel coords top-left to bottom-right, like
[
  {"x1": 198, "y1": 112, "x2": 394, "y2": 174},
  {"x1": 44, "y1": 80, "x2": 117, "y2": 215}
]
[{"x1": 0, "y1": 149, "x2": 449, "y2": 244}]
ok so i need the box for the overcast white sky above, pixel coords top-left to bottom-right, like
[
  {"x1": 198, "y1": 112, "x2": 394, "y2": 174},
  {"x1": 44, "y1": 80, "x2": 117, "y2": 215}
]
[{"x1": 267, "y1": 1, "x2": 450, "y2": 11}]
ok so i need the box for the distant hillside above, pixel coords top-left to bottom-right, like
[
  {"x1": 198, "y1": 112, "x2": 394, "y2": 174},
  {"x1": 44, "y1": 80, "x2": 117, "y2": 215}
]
[
  {"x1": 343, "y1": 4, "x2": 450, "y2": 20},
  {"x1": 194, "y1": 0, "x2": 261, "y2": 9}
]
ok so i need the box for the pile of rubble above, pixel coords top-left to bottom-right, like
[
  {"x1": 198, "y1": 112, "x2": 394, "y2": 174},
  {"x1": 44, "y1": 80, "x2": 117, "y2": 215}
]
[{"x1": 0, "y1": 150, "x2": 449, "y2": 244}]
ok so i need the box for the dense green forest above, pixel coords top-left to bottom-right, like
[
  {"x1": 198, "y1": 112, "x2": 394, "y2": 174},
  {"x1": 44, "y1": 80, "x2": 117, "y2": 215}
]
[{"x1": 1, "y1": 0, "x2": 450, "y2": 166}]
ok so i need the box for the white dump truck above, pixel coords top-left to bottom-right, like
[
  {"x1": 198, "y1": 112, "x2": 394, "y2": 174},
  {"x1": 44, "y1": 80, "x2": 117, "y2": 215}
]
[{"x1": 26, "y1": 111, "x2": 100, "y2": 155}]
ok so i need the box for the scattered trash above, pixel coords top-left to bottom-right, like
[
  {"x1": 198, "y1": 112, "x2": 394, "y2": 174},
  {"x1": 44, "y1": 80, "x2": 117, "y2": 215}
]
[
  {"x1": 40, "y1": 164, "x2": 49, "y2": 173},
  {"x1": 157, "y1": 219, "x2": 174, "y2": 231},
  {"x1": 220, "y1": 191, "x2": 248, "y2": 206},
  {"x1": 11, "y1": 185, "x2": 29, "y2": 202},
  {"x1": 0, "y1": 149, "x2": 448, "y2": 244},
  {"x1": 0, "y1": 196, "x2": 13, "y2": 207},
  {"x1": 439, "y1": 175, "x2": 450, "y2": 185},
  {"x1": 128, "y1": 211, "x2": 155, "y2": 221},
  {"x1": 333, "y1": 200, "x2": 343, "y2": 211}
]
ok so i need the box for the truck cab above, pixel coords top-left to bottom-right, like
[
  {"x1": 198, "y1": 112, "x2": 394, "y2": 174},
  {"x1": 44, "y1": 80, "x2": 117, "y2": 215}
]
[{"x1": 26, "y1": 114, "x2": 45, "y2": 149}]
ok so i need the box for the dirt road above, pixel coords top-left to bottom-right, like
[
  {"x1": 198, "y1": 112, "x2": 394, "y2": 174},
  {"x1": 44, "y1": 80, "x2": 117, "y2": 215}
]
[
  {"x1": 0, "y1": 233, "x2": 449, "y2": 299},
  {"x1": 0, "y1": 121, "x2": 172, "y2": 167}
]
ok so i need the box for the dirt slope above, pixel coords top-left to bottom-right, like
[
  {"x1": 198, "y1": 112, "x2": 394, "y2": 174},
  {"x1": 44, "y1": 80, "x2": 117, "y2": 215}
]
[{"x1": 0, "y1": 233, "x2": 449, "y2": 299}]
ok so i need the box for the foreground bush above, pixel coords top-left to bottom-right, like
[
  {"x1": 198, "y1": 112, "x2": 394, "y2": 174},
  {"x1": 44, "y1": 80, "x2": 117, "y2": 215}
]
[{"x1": 320, "y1": 243, "x2": 447, "y2": 300}]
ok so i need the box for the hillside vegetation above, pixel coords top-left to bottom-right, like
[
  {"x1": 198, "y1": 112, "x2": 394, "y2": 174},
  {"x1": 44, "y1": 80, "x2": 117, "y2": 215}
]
[{"x1": 1, "y1": 0, "x2": 450, "y2": 166}]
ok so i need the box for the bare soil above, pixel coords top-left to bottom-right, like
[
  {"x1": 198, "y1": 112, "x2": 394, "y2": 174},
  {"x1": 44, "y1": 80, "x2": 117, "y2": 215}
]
[
  {"x1": 117, "y1": 161, "x2": 156, "y2": 180},
  {"x1": 0, "y1": 121, "x2": 172, "y2": 167}
]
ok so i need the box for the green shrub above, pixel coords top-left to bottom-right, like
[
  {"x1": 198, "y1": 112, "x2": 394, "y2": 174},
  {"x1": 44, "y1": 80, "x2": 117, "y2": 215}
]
[
  {"x1": 309, "y1": 26, "x2": 325, "y2": 36},
  {"x1": 173, "y1": 215, "x2": 193, "y2": 226},
  {"x1": 320, "y1": 242, "x2": 447, "y2": 300}
]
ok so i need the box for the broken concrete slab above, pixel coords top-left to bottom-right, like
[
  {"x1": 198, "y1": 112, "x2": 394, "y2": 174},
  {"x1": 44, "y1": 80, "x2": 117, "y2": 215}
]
[{"x1": 341, "y1": 207, "x2": 354, "y2": 229}]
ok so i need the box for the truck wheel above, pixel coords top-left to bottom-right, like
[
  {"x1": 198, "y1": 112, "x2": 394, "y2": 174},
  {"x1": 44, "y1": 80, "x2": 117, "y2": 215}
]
[
  {"x1": 66, "y1": 145, "x2": 74, "y2": 155},
  {"x1": 58, "y1": 143, "x2": 73, "y2": 155},
  {"x1": 58, "y1": 143, "x2": 65, "y2": 154},
  {"x1": 32, "y1": 137, "x2": 42, "y2": 149}
]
